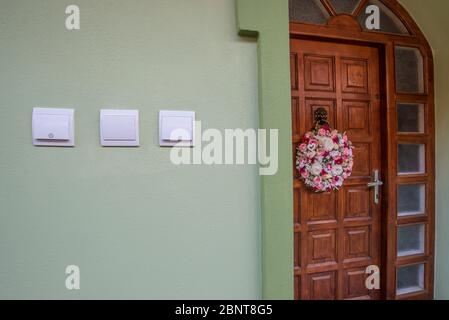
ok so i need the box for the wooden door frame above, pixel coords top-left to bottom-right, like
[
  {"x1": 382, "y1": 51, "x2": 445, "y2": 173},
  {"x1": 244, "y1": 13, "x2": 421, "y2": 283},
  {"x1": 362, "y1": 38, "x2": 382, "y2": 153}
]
[{"x1": 290, "y1": 0, "x2": 435, "y2": 300}]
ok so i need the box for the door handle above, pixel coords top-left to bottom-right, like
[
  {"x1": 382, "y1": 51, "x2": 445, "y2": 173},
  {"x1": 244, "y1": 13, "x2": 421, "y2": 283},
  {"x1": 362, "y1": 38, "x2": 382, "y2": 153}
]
[{"x1": 367, "y1": 170, "x2": 383, "y2": 204}]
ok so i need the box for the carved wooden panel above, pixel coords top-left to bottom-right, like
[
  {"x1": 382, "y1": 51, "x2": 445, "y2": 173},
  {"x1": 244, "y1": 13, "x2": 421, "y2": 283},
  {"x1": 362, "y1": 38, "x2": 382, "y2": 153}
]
[
  {"x1": 294, "y1": 187, "x2": 301, "y2": 224},
  {"x1": 304, "y1": 55, "x2": 335, "y2": 92},
  {"x1": 344, "y1": 268, "x2": 371, "y2": 299},
  {"x1": 351, "y1": 143, "x2": 371, "y2": 177},
  {"x1": 341, "y1": 58, "x2": 368, "y2": 93},
  {"x1": 291, "y1": 97, "x2": 300, "y2": 137},
  {"x1": 308, "y1": 192, "x2": 337, "y2": 222},
  {"x1": 308, "y1": 230, "x2": 337, "y2": 265},
  {"x1": 295, "y1": 276, "x2": 301, "y2": 300},
  {"x1": 344, "y1": 100, "x2": 370, "y2": 137},
  {"x1": 345, "y1": 187, "x2": 371, "y2": 219},
  {"x1": 291, "y1": 53, "x2": 298, "y2": 90},
  {"x1": 294, "y1": 232, "x2": 301, "y2": 268},
  {"x1": 344, "y1": 226, "x2": 371, "y2": 261},
  {"x1": 308, "y1": 272, "x2": 336, "y2": 300}
]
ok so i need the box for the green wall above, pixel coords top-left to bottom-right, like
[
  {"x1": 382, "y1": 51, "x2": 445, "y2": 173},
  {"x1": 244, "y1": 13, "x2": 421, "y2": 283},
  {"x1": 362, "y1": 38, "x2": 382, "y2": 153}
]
[
  {"x1": 400, "y1": 0, "x2": 449, "y2": 300},
  {"x1": 0, "y1": 0, "x2": 261, "y2": 299},
  {"x1": 236, "y1": 0, "x2": 293, "y2": 300}
]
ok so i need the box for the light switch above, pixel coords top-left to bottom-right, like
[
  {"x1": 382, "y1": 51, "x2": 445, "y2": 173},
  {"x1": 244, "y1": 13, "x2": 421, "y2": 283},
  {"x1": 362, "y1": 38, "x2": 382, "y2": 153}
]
[
  {"x1": 32, "y1": 108, "x2": 75, "y2": 147},
  {"x1": 159, "y1": 110, "x2": 195, "y2": 147},
  {"x1": 100, "y1": 109, "x2": 139, "y2": 147}
]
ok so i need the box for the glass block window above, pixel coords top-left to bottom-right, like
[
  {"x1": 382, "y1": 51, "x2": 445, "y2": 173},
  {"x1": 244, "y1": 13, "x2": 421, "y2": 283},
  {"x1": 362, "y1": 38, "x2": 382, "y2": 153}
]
[
  {"x1": 398, "y1": 144, "x2": 425, "y2": 175},
  {"x1": 357, "y1": 0, "x2": 409, "y2": 34},
  {"x1": 395, "y1": 47, "x2": 425, "y2": 93},
  {"x1": 397, "y1": 103, "x2": 425, "y2": 133},
  {"x1": 328, "y1": 0, "x2": 361, "y2": 14},
  {"x1": 289, "y1": 0, "x2": 330, "y2": 25},
  {"x1": 397, "y1": 264, "x2": 425, "y2": 295},
  {"x1": 398, "y1": 184, "x2": 425, "y2": 217},
  {"x1": 397, "y1": 224, "x2": 425, "y2": 257}
]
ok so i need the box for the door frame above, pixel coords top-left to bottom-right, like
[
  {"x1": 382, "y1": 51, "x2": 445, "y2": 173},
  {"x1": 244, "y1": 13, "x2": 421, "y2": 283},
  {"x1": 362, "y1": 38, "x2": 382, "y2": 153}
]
[{"x1": 289, "y1": 1, "x2": 435, "y2": 300}]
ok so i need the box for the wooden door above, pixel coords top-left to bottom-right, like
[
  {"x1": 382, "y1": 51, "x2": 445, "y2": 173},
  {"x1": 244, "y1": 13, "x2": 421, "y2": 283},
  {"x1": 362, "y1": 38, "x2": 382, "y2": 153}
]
[{"x1": 291, "y1": 39, "x2": 382, "y2": 300}]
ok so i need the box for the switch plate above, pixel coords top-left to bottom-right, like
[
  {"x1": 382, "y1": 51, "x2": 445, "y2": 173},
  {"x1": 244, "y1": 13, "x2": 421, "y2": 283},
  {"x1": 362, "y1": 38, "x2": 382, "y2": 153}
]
[
  {"x1": 32, "y1": 107, "x2": 75, "y2": 147},
  {"x1": 100, "y1": 109, "x2": 139, "y2": 147},
  {"x1": 159, "y1": 110, "x2": 195, "y2": 147}
]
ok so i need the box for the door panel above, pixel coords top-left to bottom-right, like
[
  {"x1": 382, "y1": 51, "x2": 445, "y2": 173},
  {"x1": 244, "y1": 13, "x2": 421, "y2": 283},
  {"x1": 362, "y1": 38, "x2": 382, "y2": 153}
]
[{"x1": 291, "y1": 39, "x2": 382, "y2": 300}]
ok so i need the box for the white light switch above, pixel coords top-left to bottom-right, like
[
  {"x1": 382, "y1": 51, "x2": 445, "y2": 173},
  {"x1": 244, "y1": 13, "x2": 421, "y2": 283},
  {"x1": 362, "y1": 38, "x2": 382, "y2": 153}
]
[
  {"x1": 159, "y1": 110, "x2": 195, "y2": 147},
  {"x1": 32, "y1": 108, "x2": 75, "y2": 147},
  {"x1": 100, "y1": 109, "x2": 139, "y2": 147}
]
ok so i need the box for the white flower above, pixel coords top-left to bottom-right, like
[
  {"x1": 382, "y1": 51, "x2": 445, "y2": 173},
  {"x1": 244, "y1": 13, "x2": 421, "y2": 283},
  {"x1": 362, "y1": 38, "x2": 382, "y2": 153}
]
[
  {"x1": 320, "y1": 137, "x2": 334, "y2": 152},
  {"x1": 331, "y1": 165, "x2": 343, "y2": 176},
  {"x1": 330, "y1": 151, "x2": 340, "y2": 158},
  {"x1": 306, "y1": 151, "x2": 316, "y2": 159},
  {"x1": 311, "y1": 162, "x2": 323, "y2": 176}
]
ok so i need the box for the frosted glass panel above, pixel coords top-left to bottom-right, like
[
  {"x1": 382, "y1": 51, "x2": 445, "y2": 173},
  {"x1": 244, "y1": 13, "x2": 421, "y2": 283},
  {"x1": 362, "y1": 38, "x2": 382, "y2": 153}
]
[
  {"x1": 397, "y1": 224, "x2": 425, "y2": 257},
  {"x1": 397, "y1": 103, "x2": 424, "y2": 133},
  {"x1": 398, "y1": 144, "x2": 425, "y2": 175},
  {"x1": 357, "y1": 0, "x2": 409, "y2": 34},
  {"x1": 328, "y1": 0, "x2": 361, "y2": 14},
  {"x1": 289, "y1": 0, "x2": 330, "y2": 25},
  {"x1": 397, "y1": 264, "x2": 425, "y2": 295},
  {"x1": 398, "y1": 184, "x2": 425, "y2": 216},
  {"x1": 395, "y1": 47, "x2": 424, "y2": 93}
]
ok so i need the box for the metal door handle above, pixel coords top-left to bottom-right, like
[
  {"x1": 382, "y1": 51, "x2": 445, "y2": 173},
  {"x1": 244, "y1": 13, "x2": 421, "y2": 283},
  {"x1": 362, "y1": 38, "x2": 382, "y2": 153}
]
[{"x1": 367, "y1": 170, "x2": 383, "y2": 204}]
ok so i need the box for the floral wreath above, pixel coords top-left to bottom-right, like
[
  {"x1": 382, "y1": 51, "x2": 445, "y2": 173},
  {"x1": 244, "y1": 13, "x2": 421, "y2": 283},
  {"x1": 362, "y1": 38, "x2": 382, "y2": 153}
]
[{"x1": 296, "y1": 110, "x2": 354, "y2": 193}]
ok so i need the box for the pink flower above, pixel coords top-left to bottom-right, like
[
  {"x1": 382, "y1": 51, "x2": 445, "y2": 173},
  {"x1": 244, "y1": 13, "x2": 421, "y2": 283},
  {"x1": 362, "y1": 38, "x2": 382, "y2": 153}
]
[
  {"x1": 333, "y1": 176, "x2": 343, "y2": 187},
  {"x1": 318, "y1": 128, "x2": 327, "y2": 136},
  {"x1": 299, "y1": 143, "x2": 307, "y2": 153},
  {"x1": 321, "y1": 124, "x2": 330, "y2": 132},
  {"x1": 301, "y1": 170, "x2": 309, "y2": 179}
]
